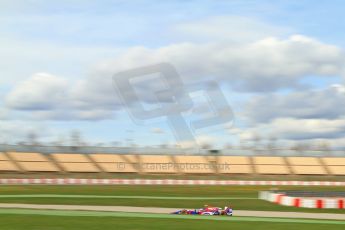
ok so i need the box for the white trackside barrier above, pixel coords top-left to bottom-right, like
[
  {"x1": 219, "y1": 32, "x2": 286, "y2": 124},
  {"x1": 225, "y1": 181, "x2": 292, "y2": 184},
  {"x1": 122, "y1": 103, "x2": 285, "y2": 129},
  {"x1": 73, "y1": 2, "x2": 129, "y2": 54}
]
[
  {"x1": 260, "y1": 190, "x2": 345, "y2": 209},
  {"x1": 0, "y1": 178, "x2": 345, "y2": 186}
]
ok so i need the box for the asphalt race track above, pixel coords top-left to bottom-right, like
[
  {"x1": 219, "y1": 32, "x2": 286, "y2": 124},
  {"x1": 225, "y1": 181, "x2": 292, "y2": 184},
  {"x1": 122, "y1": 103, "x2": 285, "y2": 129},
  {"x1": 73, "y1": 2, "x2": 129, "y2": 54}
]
[{"x1": 0, "y1": 203, "x2": 344, "y2": 221}]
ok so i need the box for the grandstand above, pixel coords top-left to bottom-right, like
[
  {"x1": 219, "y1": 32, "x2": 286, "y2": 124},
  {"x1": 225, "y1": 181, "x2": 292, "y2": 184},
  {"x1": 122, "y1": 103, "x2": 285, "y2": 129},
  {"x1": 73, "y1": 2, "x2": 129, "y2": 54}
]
[{"x1": 1, "y1": 151, "x2": 344, "y2": 175}]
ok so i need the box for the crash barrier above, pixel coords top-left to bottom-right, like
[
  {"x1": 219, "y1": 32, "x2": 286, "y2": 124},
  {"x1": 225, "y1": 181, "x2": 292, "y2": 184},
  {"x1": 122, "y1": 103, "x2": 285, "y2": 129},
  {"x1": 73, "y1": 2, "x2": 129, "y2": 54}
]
[
  {"x1": 0, "y1": 178, "x2": 345, "y2": 186},
  {"x1": 1, "y1": 152, "x2": 345, "y2": 175},
  {"x1": 259, "y1": 190, "x2": 345, "y2": 209}
]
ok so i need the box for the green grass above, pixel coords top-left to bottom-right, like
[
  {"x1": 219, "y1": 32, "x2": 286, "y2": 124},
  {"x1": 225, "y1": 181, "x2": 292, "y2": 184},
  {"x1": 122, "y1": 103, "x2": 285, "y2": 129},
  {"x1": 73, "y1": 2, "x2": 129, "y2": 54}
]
[
  {"x1": 0, "y1": 214, "x2": 344, "y2": 230},
  {"x1": 0, "y1": 185, "x2": 344, "y2": 213}
]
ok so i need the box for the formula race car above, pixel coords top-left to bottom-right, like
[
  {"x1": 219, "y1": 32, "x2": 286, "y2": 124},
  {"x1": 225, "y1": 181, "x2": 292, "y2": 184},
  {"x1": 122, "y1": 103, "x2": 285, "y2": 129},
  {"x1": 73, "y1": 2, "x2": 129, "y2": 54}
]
[{"x1": 171, "y1": 205, "x2": 233, "y2": 216}]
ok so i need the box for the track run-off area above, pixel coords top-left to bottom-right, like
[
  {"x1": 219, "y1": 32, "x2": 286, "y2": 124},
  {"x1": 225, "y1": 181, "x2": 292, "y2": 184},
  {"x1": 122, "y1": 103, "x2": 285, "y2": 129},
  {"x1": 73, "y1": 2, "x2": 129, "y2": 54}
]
[
  {"x1": 1, "y1": 183, "x2": 344, "y2": 228},
  {"x1": 0, "y1": 194, "x2": 256, "y2": 200},
  {"x1": 0, "y1": 203, "x2": 344, "y2": 223}
]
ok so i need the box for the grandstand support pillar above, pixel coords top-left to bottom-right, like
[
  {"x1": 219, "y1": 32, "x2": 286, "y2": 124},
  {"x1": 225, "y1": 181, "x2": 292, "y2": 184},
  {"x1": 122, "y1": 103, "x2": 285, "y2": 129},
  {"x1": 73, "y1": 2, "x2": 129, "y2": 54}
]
[
  {"x1": 121, "y1": 154, "x2": 141, "y2": 174},
  {"x1": 132, "y1": 154, "x2": 145, "y2": 174},
  {"x1": 85, "y1": 154, "x2": 104, "y2": 173},
  {"x1": 169, "y1": 155, "x2": 182, "y2": 175},
  {"x1": 4, "y1": 151, "x2": 25, "y2": 173},
  {"x1": 136, "y1": 155, "x2": 144, "y2": 174},
  {"x1": 318, "y1": 157, "x2": 331, "y2": 175},
  {"x1": 248, "y1": 156, "x2": 256, "y2": 175},
  {"x1": 283, "y1": 156, "x2": 294, "y2": 174},
  {"x1": 207, "y1": 155, "x2": 219, "y2": 174},
  {"x1": 45, "y1": 153, "x2": 65, "y2": 173}
]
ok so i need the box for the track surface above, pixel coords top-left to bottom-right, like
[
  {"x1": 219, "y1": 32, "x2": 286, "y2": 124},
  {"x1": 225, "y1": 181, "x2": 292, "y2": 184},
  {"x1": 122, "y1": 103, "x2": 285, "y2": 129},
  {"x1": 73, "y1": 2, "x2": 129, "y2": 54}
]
[{"x1": 0, "y1": 203, "x2": 344, "y2": 220}]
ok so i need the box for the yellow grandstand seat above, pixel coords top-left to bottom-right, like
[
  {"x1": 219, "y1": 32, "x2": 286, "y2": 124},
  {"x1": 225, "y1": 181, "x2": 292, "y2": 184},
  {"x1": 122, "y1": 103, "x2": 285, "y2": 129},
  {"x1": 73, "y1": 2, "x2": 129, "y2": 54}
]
[
  {"x1": 217, "y1": 156, "x2": 252, "y2": 174},
  {"x1": 253, "y1": 157, "x2": 289, "y2": 174},
  {"x1": 89, "y1": 154, "x2": 138, "y2": 173},
  {"x1": 322, "y1": 157, "x2": 345, "y2": 166},
  {"x1": 0, "y1": 153, "x2": 19, "y2": 171},
  {"x1": 255, "y1": 165, "x2": 289, "y2": 174},
  {"x1": 0, "y1": 152, "x2": 9, "y2": 161},
  {"x1": 253, "y1": 156, "x2": 285, "y2": 165},
  {"x1": 287, "y1": 157, "x2": 320, "y2": 166},
  {"x1": 174, "y1": 156, "x2": 215, "y2": 174},
  {"x1": 287, "y1": 157, "x2": 326, "y2": 175},
  {"x1": 291, "y1": 166, "x2": 327, "y2": 175},
  {"x1": 322, "y1": 157, "x2": 345, "y2": 175},
  {"x1": 8, "y1": 152, "x2": 48, "y2": 162},
  {"x1": 52, "y1": 154, "x2": 99, "y2": 172},
  {"x1": 139, "y1": 155, "x2": 177, "y2": 173},
  {"x1": 19, "y1": 162, "x2": 59, "y2": 172},
  {"x1": 6, "y1": 152, "x2": 58, "y2": 172},
  {"x1": 52, "y1": 153, "x2": 91, "y2": 162},
  {"x1": 327, "y1": 166, "x2": 345, "y2": 175}
]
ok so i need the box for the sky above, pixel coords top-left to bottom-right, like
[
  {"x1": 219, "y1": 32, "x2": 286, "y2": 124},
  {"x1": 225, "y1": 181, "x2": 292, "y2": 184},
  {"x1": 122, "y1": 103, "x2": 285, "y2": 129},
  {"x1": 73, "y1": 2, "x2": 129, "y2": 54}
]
[{"x1": 1, "y1": 0, "x2": 345, "y2": 149}]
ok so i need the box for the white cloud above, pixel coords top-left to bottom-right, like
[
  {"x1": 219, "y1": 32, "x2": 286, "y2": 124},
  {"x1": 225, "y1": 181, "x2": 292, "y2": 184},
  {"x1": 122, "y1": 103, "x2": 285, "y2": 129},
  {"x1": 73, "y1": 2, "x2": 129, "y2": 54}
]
[
  {"x1": 5, "y1": 73, "x2": 68, "y2": 110},
  {"x1": 5, "y1": 72, "x2": 116, "y2": 120},
  {"x1": 173, "y1": 15, "x2": 290, "y2": 43},
  {"x1": 237, "y1": 117, "x2": 345, "y2": 141},
  {"x1": 3, "y1": 12, "x2": 345, "y2": 144},
  {"x1": 101, "y1": 35, "x2": 345, "y2": 92},
  {"x1": 244, "y1": 84, "x2": 345, "y2": 123},
  {"x1": 271, "y1": 118, "x2": 345, "y2": 139},
  {"x1": 5, "y1": 35, "x2": 345, "y2": 125},
  {"x1": 331, "y1": 84, "x2": 345, "y2": 93},
  {"x1": 151, "y1": 127, "x2": 164, "y2": 134}
]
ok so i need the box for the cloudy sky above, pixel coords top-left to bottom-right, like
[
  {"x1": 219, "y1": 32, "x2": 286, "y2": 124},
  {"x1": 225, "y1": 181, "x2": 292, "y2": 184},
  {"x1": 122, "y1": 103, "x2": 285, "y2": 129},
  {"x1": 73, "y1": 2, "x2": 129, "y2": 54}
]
[{"x1": 1, "y1": 0, "x2": 345, "y2": 149}]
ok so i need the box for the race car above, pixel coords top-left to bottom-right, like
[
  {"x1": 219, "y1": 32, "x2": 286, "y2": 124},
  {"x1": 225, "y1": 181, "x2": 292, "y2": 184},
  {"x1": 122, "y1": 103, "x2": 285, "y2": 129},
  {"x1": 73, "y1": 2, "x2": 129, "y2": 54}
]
[{"x1": 171, "y1": 205, "x2": 233, "y2": 216}]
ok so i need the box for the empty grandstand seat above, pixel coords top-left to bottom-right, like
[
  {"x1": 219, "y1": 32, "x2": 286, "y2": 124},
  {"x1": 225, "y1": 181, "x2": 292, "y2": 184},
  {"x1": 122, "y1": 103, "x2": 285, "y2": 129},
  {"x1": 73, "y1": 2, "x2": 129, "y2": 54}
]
[
  {"x1": 0, "y1": 152, "x2": 8, "y2": 161},
  {"x1": 291, "y1": 166, "x2": 327, "y2": 175},
  {"x1": 322, "y1": 157, "x2": 345, "y2": 166},
  {"x1": 174, "y1": 156, "x2": 215, "y2": 173},
  {"x1": 0, "y1": 153, "x2": 19, "y2": 171},
  {"x1": 253, "y1": 157, "x2": 289, "y2": 174},
  {"x1": 89, "y1": 154, "x2": 138, "y2": 173},
  {"x1": 287, "y1": 157, "x2": 326, "y2": 175},
  {"x1": 8, "y1": 152, "x2": 48, "y2": 162},
  {"x1": 322, "y1": 157, "x2": 345, "y2": 175},
  {"x1": 255, "y1": 165, "x2": 289, "y2": 174},
  {"x1": 326, "y1": 166, "x2": 345, "y2": 175},
  {"x1": 6, "y1": 152, "x2": 58, "y2": 172},
  {"x1": 52, "y1": 153, "x2": 99, "y2": 172},
  {"x1": 139, "y1": 155, "x2": 177, "y2": 173},
  {"x1": 19, "y1": 162, "x2": 58, "y2": 172},
  {"x1": 121, "y1": 154, "x2": 139, "y2": 163},
  {"x1": 52, "y1": 153, "x2": 91, "y2": 162},
  {"x1": 253, "y1": 156, "x2": 285, "y2": 165},
  {"x1": 90, "y1": 154, "x2": 125, "y2": 163},
  {"x1": 217, "y1": 156, "x2": 252, "y2": 174},
  {"x1": 287, "y1": 157, "x2": 320, "y2": 166}
]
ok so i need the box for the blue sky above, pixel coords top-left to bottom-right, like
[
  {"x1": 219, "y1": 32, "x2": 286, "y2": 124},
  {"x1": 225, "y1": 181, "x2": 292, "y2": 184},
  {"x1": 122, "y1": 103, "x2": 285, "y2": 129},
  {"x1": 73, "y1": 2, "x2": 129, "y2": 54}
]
[{"x1": 1, "y1": 0, "x2": 345, "y2": 149}]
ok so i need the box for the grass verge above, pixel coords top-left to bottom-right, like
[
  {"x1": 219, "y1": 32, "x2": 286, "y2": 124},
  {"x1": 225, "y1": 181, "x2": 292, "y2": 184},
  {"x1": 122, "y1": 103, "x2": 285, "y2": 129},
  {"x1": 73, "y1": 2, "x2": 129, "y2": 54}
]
[{"x1": 0, "y1": 185, "x2": 344, "y2": 213}]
